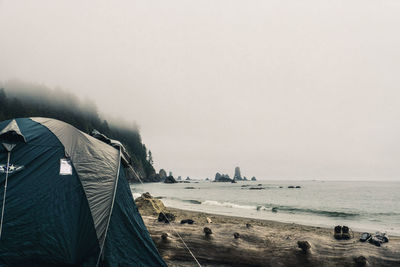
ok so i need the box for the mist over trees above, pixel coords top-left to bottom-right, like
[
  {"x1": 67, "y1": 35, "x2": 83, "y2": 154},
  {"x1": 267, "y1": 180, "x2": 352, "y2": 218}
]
[{"x1": 0, "y1": 79, "x2": 156, "y2": 181}]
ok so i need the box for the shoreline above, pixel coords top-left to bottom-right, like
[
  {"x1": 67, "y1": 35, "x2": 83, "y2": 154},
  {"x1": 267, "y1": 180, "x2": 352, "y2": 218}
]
[
  {"x1": 132, "y1": 180, "x2": 400, "y2": 238},
  {"x1": 161, "y1": 205, "x2": 400, "y2": 238},
  {"x1": 139, "y1": 206, "x2": 400, "y2": 266}
]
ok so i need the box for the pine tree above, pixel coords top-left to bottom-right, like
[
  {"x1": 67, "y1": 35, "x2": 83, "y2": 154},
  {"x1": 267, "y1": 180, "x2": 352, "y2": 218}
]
[{"x1": 148, "y1": 150, "x2": 154, "y2": 165}]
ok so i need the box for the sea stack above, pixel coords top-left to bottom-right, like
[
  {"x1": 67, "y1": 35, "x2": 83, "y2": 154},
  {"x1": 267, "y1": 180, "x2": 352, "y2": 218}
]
[
  {"x1": 159, "y1": 169, "x2": 167, "y2": 180},
  {"x1": 234, "y1": 166, "x2": 243, "y2": 181},
  {"x1": 214, "y1": 172, "x2": 233, "y2": 182}
]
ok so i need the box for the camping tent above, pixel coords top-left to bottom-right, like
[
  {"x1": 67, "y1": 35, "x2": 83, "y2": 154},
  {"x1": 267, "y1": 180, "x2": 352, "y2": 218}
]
[{"x1": 0, "y1": 118, "x2": 166, "y2": 267}]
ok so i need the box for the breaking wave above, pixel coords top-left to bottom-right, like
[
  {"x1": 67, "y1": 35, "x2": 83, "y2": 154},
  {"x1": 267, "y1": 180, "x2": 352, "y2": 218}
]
[
  {"x1": 183, "y1": 199, "x2": 202, "y2": 205},
  {"x1": 265, "y1": 205, "x2": 360, "y2": 218},
  {"x1": 199, "y1": 200, "x2": 358, "y2": 217},
  {"x1": 169, "y1": 198, "x2": 360, "y2": 218},
  {"x1": 157, "y1": 196, "x2": 364, "y2": 218},
  {"x1": 201, "y1": 200, "x2": 254, "y2": 210}
]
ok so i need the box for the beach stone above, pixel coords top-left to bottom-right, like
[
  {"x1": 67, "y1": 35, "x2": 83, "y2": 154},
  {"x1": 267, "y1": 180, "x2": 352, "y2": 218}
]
[
  {"x1": 181, "y1": 219, "x2": 195, "y2": 224},
  {"x1": 234, "y1": 232, "x2": 240, "y2": 239},
  {"x1": 272, "y1": 207, "x2": 278, "y2": 213},
  {"x1": 204, "y1": 227, "x2": 212, "y2": 236},
  {"x1": 246, "y1": 223, "x2": 252, "y2": 228},
  {"x1": 297, "y1": 241, "x2": 311, "y2": 253},
  {"x1": 161, "y1": 233, "x2": 168, "y2": 241},
  {"x1": 354, "y1": 256, "x2": 367, "y2": 266},
  {"x1": 249, "y1": 187, "x2": 265, "y2": 190},
  {"x1": 158, "y1": 212, "x2": 176, "y2": 223}
]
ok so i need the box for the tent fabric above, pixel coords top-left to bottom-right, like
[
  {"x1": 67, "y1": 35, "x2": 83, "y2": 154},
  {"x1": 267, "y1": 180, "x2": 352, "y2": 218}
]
[
  {"x1": 90, "y1": 130, "x2": 140, "y2": 181},
  {"x1": 31, "y1": 118, "x2": 120, "y2": 249},
  {"x1": 90, "y1": 129, "x2": 131, "y2": 168},
  {"x1": 104, "y1": 166, "x2": 166, "y2": 266},
  {"x1": 0, "y1": 119, "x2": 26, "y2": 143},
  {"x1": 0, "y1": 118, "x2": 99, "y2": 266},
  {"x1": 0, "y1": 118, "x2": 166, "y2": 267}
]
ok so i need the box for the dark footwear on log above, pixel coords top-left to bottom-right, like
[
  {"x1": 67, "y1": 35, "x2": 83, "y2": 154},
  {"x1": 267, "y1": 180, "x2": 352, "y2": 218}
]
[
  {"x1": 334, "y1": 225, "x2": 342, "y2": 240},
  {"x1": 342, "y1": 226, "x2": 351, "y2": 240}
]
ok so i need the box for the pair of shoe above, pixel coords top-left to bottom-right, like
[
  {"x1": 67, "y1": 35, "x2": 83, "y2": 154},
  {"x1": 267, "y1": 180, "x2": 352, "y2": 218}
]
[
  {"x1": 334, "y1": 225, "x2": 351, "y2": 240},
  {"x1": 368, "y1": 232, "x2": 389, "y2": 247}
]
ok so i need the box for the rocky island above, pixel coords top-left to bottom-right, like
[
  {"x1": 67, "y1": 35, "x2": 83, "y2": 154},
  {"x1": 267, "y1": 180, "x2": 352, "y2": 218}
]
[
  {"x1": 214, "y1": 167, "x2": 256, "y2": 183},
  {"x1": 214, "y1": 172, "x2": 233, "y2": 182}
]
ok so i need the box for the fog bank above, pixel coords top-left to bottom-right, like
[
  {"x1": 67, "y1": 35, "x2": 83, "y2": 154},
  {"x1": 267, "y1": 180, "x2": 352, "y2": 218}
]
[{"x1": 1, "y1": 0, "x2": 400, "y2": 180}]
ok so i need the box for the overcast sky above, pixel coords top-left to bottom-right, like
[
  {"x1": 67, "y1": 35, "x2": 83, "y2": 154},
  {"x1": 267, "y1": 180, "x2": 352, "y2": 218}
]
[{"x1": 1, "y1": 0, "x2": 400, "y2": 180}]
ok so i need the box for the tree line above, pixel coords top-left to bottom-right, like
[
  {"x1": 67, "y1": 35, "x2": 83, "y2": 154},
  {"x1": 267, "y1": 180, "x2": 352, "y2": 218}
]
[{"x1": 0, "y1": 80, "x2": 156, "y2": 181}]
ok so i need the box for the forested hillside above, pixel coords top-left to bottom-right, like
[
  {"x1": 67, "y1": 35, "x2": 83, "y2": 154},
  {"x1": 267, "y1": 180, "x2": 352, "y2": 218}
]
[{"x1": 0, "y1": 80, "x2": 157, "y2": 182}]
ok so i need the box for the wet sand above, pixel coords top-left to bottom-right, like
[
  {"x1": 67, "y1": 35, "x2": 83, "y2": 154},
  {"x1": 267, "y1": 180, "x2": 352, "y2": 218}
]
[{"x1": 140, "y1": 207, "x2": 400, "y2": 267}]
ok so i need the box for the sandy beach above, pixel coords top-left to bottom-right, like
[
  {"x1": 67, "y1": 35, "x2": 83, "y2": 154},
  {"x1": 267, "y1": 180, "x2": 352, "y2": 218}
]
[{"x1": 137, "y1": 199, "x2": 400, "y2": 267}]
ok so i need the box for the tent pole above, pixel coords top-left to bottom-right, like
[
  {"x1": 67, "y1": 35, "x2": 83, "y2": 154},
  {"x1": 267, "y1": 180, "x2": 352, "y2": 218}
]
[{"x1": 0, "y1": 151, "x2": 11, "y2": 240}]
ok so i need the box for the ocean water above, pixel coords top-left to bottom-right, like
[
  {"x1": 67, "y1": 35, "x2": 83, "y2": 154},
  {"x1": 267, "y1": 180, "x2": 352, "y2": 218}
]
[{"x1": 130, "y1": 180, "x2": 400, "y2": 236}]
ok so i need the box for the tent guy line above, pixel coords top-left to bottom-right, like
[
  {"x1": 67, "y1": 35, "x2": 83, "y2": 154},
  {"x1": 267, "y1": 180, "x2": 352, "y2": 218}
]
[{"x1": 133, "y1": 167, "x2": 203, "y2": 267}]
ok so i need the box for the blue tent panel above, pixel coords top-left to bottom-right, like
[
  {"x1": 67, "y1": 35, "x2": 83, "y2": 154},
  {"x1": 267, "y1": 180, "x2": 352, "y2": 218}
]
[
  {"x1": 0, "y1": 118, "x2": 99, "y2": 266},
  {"x1": 0, "y1": 118, "x2": 166, "y2": 266},
  {"x1": 104, "y1": 166, "x2": 166, "y2": 266}
]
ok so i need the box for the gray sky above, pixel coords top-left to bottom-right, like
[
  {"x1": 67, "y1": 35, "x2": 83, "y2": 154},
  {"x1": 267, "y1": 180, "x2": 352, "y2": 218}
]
[{"x1": 1, "y1": 0, "x2": 400, "y2": 180}]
